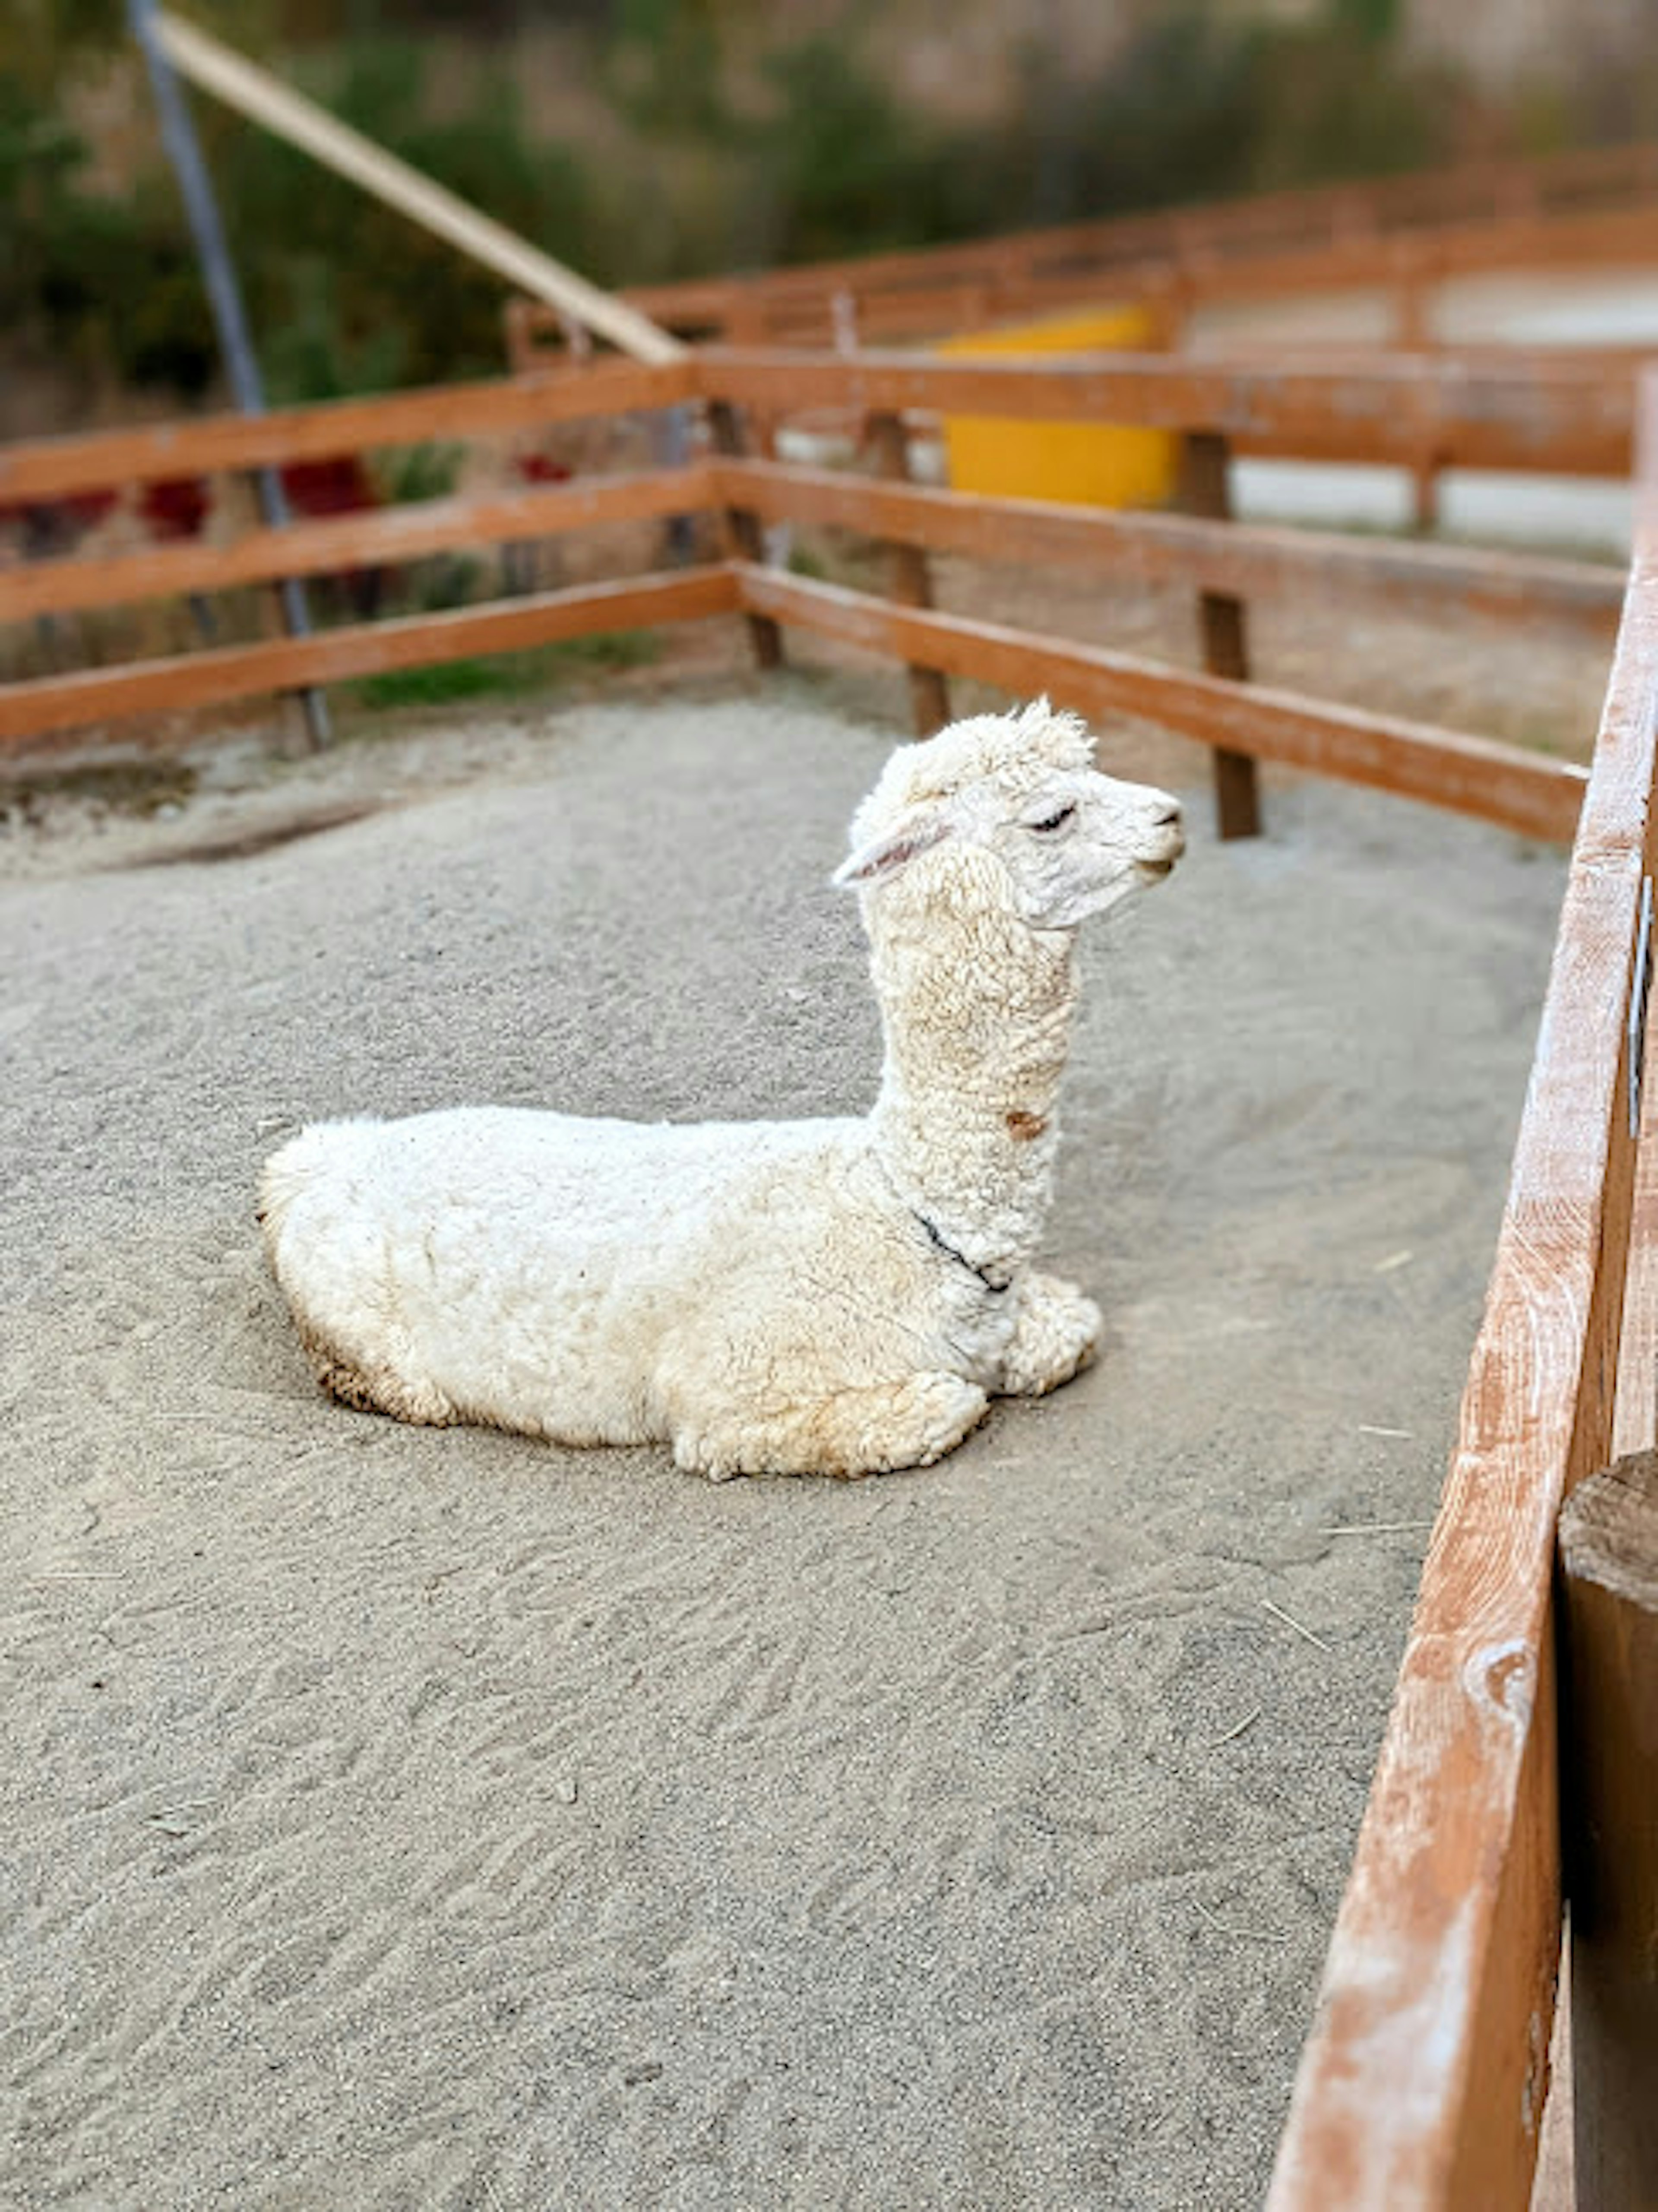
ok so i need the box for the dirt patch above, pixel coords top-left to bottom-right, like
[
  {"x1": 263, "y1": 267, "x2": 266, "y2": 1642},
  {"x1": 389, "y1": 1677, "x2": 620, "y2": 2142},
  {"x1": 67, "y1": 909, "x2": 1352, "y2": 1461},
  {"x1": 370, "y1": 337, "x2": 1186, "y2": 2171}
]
[{"x1": 115, "y1": 798, "x2": 391, "y2": 870}]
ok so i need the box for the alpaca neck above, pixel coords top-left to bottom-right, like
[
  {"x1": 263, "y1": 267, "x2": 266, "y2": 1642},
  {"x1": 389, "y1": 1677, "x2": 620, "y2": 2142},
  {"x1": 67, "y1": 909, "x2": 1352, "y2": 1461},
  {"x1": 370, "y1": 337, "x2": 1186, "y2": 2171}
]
[{"x1": 864, "y1": 885, "x2": 1077, "y2": 1278}]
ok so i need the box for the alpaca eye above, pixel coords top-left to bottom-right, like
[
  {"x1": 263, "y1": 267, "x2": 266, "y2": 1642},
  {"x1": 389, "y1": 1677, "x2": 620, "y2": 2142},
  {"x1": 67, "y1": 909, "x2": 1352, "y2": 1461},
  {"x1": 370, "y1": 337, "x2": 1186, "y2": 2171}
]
[{"x1": 1028, "y1": 804, "x2": 1076, "y2": 834}]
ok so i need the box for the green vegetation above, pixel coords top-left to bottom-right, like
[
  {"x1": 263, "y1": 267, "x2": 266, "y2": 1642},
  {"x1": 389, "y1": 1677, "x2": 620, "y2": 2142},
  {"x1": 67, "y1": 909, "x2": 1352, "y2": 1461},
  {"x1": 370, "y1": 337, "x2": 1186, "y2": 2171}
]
[
  {"x1": 348, "y1": 630, "x2": 661, "y2": 710},
  {"x1": 2, "y1": 0, "x2": 1648, "y2": 413}
]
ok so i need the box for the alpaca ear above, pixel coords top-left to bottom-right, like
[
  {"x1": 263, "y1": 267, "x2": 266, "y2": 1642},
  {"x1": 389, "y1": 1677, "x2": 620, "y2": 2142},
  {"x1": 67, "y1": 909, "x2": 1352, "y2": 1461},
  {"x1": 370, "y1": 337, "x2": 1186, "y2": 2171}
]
[{"x1": 832, "y1": 810, "x2": 952, "y2": 889}]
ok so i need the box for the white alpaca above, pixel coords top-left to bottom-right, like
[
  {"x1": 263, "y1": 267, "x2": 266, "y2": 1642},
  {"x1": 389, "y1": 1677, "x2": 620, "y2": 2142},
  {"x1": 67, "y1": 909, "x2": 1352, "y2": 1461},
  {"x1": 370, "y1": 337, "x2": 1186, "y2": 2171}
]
[{"x1": 259, "y1": 699, "x2": 1183, "y2": 1478}]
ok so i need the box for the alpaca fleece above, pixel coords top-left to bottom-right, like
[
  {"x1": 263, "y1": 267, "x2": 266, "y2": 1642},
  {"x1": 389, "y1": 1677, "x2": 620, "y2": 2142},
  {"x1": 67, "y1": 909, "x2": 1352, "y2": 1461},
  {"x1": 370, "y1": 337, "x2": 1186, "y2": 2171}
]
[{"x1": 259, "y1": 699, "x2": 1183, "y2": 1478}]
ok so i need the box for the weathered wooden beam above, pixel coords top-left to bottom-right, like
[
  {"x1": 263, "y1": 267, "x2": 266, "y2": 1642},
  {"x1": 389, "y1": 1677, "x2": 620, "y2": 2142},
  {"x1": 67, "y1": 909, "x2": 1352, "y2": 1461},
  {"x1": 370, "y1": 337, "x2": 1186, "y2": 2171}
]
[
  {"x1": 625, "y1": 144, "x2": 1658, "y2": 337},
  {"x1": 0, "y1": 343, "x2": 1631, "y2": 517},
  {"x1": 1612, "y1": 920, "x2": 1658, "y2": 1462},
  {"x1": 152, "y1": 10, "x2": 686, "y2": 366},
  {"x1": 708, "y1": 461, "x2": 1625, "y2": 638},
  {"x1": 864, "y1": 410, "x2": 949, "y2": 735},
  {"x1": 0, "y1": 360, "x2": 697, "y2": 506},
  {"x1": 0, "y1": 566, "x2": 739, "y2": 745},
  {"x1": 1176, "y1": 428, "x2": 1260, "y2": 839},
  {"x1": 733, "y1": 563, "x2": 1586, "y2": 844},
  {"x1": 1, "y1": 465, "x2": 717, "y2": 623},
  {"x1": 706, "y1": 403, "x2": 782, "y2": 673},
  {"x1": 1269, "y1": 407, "x2": 1658, "y2": 2206},
  {"x1": 1557, "y1": 1452, "x2": 1658, "y2": 2212},
  {"x1": 696, "y1": 349, "x2": 1634, "y2": 477}
]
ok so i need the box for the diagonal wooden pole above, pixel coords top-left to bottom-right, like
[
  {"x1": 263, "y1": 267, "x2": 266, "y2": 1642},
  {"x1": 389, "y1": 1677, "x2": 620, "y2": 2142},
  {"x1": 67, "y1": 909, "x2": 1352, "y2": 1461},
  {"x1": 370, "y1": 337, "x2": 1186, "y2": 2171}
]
[
  {"x1": 149, "y1": 10, "x2": 686, "y2": 368},
  {"x1": 128, "y1": 0, "x2": 331, "y2": 748}
]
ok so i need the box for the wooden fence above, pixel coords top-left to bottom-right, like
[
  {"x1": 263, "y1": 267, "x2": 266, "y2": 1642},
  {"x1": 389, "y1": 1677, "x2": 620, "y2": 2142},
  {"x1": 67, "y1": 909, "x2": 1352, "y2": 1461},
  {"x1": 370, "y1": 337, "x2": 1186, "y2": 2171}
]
[
  {"x1": 609, "y1": 142, "x2": 1658, "y2": 350},
  {"x1": 3, "y1": 336, "x2": 1656, "y2": 2201},
  {"x1": 0, "y1": 346, "x2": 1628, "y2": 850},
  {"x1": 1270, "y1": 369, "x2": 1658, "y2": 2212}
]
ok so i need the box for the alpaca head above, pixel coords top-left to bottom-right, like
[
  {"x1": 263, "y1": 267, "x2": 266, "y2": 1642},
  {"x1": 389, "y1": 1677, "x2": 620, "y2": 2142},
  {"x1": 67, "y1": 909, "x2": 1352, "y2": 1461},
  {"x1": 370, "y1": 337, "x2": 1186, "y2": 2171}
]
[{"x1": 834, "y1": 698, "x2": 1184, "y2": 931}]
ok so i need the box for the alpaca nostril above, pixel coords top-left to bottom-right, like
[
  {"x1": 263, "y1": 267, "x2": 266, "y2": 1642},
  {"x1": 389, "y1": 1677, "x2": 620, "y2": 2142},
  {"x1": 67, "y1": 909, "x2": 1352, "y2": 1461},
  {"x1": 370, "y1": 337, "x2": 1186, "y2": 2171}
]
[{"x1": 1155, "y1": 803, "x2": 1182, "y2": 828}]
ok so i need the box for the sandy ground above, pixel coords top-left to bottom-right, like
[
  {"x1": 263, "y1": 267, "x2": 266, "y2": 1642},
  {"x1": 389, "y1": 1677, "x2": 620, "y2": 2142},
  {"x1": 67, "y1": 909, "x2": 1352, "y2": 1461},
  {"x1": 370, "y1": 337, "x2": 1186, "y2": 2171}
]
[{"x1": 0, "y1": 680, "x2": 1569, "y2": 2209}]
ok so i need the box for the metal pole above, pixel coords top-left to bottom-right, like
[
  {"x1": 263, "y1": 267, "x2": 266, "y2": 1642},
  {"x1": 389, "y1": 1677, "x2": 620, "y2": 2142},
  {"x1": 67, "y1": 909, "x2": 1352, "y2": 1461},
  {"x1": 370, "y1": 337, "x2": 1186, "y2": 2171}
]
[{"x1": 128, "y1": 0, "x2": 330, "y2": 747}]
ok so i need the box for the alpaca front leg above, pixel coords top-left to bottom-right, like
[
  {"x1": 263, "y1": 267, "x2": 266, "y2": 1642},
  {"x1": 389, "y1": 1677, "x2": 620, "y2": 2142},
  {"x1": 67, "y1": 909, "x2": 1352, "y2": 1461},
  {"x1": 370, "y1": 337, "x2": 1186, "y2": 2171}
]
[
  {"x1": 998, "y1": 1271, "x2": 1101, "y2": 1397},
  {"x1": 674, "y1": 1371, "x2": 990, "y2": 1482}
]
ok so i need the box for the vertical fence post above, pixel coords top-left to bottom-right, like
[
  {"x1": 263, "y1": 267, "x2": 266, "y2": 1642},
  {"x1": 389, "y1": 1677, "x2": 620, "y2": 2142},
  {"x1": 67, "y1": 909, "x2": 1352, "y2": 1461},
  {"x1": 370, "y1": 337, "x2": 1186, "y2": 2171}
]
[
  {"x1": 865, "y1": 410, "x2": 950, "y2": 737},
  {"x1": 1176, "y1": 428, "x2": 1260, "y2": 839},
  {"x1": 1558, "y1": 1449, "x2": 1658, "y2": 2211},
  {"x1": 1393, "y1": 240, "x2": 1443, "y2": 534},
  {"x1": 128, "y1": 0, "x2": 329, "y2": 749},
  {"x1": 707, "y1": 399, "x2": 784, "y2": 672}
]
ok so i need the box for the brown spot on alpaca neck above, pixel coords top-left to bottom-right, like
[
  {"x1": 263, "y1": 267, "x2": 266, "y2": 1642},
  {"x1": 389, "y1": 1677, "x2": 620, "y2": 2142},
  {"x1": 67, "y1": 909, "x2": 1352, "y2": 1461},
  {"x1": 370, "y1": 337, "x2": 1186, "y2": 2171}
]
[{"x1": 1005, "y1": 1110, "x2": 1047, "y2": 1142}]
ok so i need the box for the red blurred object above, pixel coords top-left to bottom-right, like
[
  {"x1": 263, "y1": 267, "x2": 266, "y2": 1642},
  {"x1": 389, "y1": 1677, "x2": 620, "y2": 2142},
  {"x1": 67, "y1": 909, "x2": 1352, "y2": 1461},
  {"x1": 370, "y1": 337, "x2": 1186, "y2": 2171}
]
[
  {"x1": 514, "y1": 452, "x2": 573, "y2": 486},
  {"x1": 279, "y1": 455, "x2": 378, "y2": 518},
  {"x1": 54, "y1": 487, "x2": 120, "y2": 533},
  {"x1": 139, "y1": 475, "x2": 211, "y2": 543},
  {"x1": 280, "y1": 455, "x2": 382, "y2": 617}
]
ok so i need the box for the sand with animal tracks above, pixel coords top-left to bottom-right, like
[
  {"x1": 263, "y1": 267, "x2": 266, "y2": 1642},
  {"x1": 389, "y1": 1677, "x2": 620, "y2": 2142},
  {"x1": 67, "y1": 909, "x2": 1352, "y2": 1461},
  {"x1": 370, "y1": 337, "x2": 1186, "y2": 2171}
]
[{"x1": 1, "y1": 679, "x2": 1569, "y2": 2209}]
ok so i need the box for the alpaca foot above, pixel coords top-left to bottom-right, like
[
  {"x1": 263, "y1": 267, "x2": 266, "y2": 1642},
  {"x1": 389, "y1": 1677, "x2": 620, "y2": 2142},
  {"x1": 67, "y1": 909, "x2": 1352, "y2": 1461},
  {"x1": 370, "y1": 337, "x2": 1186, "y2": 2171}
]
[
  {"x1": 677, "y1": 1371, "x2": 991, "y2": 1482},
  {"x1": 998, "y1": 1272, "x2": 1101, "y2": 1397}
]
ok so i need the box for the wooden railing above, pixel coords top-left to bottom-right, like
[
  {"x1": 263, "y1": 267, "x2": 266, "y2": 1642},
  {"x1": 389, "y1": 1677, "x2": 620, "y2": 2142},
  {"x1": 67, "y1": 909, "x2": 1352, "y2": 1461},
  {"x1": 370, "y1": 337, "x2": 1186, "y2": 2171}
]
[
  {"x1": 696, "y1": 346, "x2": 1635, "y2": 472},
  {"x1": 608, "y1": 143, "x2": 1658, "y2": 349},
  {"x1": 1269, "y1": 369, "x2": 1658, "y2": 2212},
  {"x1": 3, "y1": 334, "x2": 1656, "y2": 2202},
  {"x1": 0, "y1": 359, "x2": 702, "y2": 743},
  {"x1": 0, "y1": 348, "x2": 1625, "y2": 850}
]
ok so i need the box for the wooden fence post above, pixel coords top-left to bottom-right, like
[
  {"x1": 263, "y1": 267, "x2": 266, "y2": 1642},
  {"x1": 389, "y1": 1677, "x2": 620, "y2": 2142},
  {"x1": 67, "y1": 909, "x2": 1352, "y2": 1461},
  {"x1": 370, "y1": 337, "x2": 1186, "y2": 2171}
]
[
  {"x1": 707, "y1": 399, "x2": 784, "y2": 672},
  {"x1": 1558, "y1": 1449, "x2": 1658, "y2": 2212},
  {"x1": 1176, "y1": 428, "x2": 1261, "y2": 839},
  {"x1": 1393, "y1": 241, "x2": 1443, "y2": 533},
  {"x1": 865, "y1": 410, "x2": 950, "y2": 736}
]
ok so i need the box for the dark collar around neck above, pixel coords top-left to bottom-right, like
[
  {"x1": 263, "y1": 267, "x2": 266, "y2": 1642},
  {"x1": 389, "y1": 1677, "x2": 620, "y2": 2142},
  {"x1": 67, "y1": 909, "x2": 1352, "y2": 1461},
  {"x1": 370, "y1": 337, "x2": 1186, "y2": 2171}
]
[{"x1": 913, "y1": 1209, "x2": 1012, "y2": 1294}]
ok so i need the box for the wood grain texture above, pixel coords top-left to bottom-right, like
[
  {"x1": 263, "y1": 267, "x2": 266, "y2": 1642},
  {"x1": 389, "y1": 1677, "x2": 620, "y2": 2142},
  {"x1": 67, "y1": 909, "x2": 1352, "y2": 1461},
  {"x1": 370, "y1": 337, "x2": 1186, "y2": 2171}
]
[
  {"x1": 0, "y1": 567, "x2": 738, "y2": 744},
  {"x1": 1612, "y1": 960, "x2": 1658, "y2": 1460},
  {"x1": 0, "y1": 361, "x2": 696, "y2": 505},
  {"x1": 1558, "y1": 1454, "x2": 1658, "y2": 2212},
  {"x1": 864, "y1": 411, "x2": 949, "y2": 737},
  {"x1": 697, "y1": 350, "x2": 1633, "y2": 477},
  {"x1": 706, "y1": 404, "x2": 782, "y2": 673},
  {"x1": 663, "y1": 214, "x2": 1658, "y2": 351},
  {"x1": 709, "y1": 462, "x2": 1624, "y2": 638},
  {"x1": 153, "y1": 12, "x2": 686, "y2": 366},
  {"x1": 625, "y1": 144, "x2": 1658, "y2": 341},
  {"x1": 0, "y1": 349, "x2": 1630, "y2": 517},
  {"x1": 0, "y1": 467, "x2": 717, "y2": 623},
  {"x1": 1269, "y1": 395, "x2": 1658, "y2": 2207},
  {"x1": 733, "y1": 563, "x2": 1587, "y2": 845},
  {"x1": 1174, "y1": 429, "x2": 1260, "y2": 841}
]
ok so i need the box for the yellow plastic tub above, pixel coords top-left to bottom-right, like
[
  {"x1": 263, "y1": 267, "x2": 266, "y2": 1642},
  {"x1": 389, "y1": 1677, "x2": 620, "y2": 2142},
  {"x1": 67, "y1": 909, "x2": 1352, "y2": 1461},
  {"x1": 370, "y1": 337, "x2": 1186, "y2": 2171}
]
[{"x1": 938, "y1": 303, "x2": 1175, "y2": 509}]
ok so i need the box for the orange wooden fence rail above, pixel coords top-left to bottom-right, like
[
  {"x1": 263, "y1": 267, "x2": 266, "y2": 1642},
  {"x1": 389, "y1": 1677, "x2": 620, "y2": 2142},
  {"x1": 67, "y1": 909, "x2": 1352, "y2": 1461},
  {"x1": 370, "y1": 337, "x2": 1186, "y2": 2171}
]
[
  {"x1": 620, "y1": 144, "x2": 1658, "y2": 345},
  {"x1": 5, "y1": 451, "x2": 1620, "y2": 643},
  {"x1": 633, "y1": 142, "x2": 1658, "y2": 319},
  {"x1": 0, "y1": 570, "x2": 737, "y2": 744},
  {"x1": 695, "y1": 348, "x2": 1636, "y2": 475},
  {"x1": 731, "y1": 563, "x2": 1587, "y2": 845},
  {"x1": 0, "y1": 349, "x2": 1628, "y2": 842},
  {"x1": 621, "y1": 203, "x2": 1658, "y2": 353},
  {"x1": 1, "y1": 350, "x2": 1635, "y2": 512},
  {"x1": 711, "y1": 459, "x2": 1626, "y2": 640},
  {"x1": 1267, "y1": 370, "x2": 1658, "y2": 2210},
  {"x1": 3, "y1": 466, "x2": 713, "y2": 625},
  {"x1": 0, "y1": 358, "x2": 696, "y2": 506},
  {"x1": 625, "y1": 146, "x2": 1658, "y2": 311}
]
